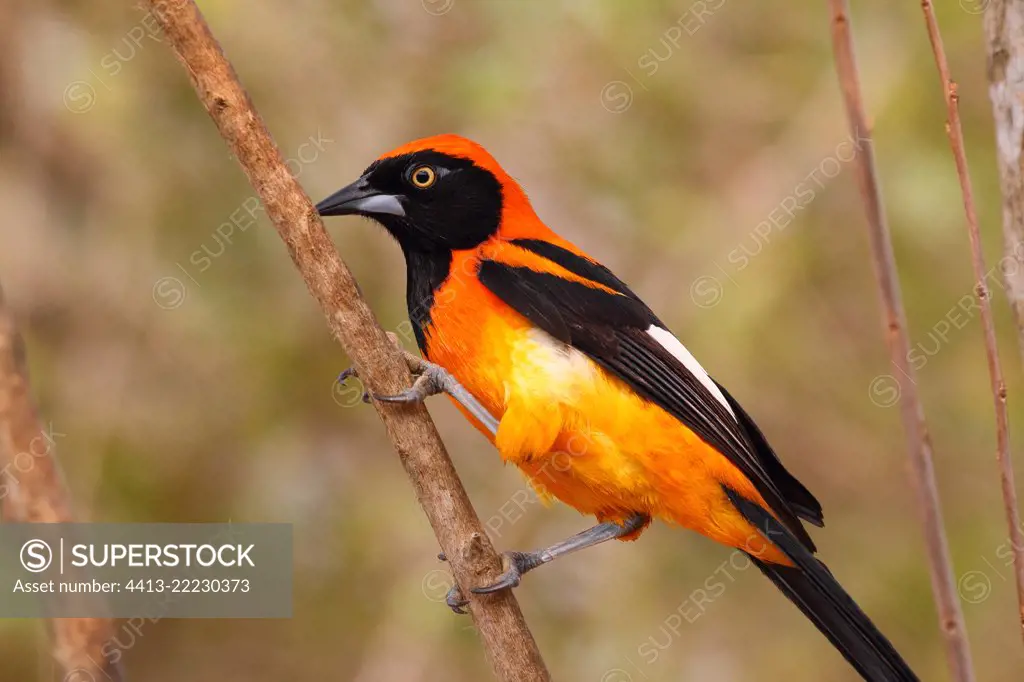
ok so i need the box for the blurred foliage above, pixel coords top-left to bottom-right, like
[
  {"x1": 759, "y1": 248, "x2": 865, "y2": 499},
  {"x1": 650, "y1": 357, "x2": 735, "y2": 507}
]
[{"x1": 1, "y1": 0, "x2": 1022, "y2": 680}]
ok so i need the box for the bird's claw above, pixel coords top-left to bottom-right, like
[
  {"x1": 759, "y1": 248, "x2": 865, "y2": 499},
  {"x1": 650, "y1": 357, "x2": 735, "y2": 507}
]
[
  {"x1": 437, "y1": 551, "x2": 470, "y2": 614},
  {"x1": 471, "y1": 551, "x2": 539, "y2": 595},
  {"x1": 378, "y1": 361, "x2": 500, "y2": 434},
  {"x1": 337, "y1": 340, "x2": 499, "y2": 436},
  {"x1": 436, "y1": 549, "x2": 544, "y2": 612},
  {"x1": 337, "y1": 335, "x2": 425, "y2": 404},
  {"x1": 336, "y1": 367, "x2": 371, "y2": 403},
  {"x1": 372, "y1": 368, "x2": 441, "y2": 404},
  {"x1": 337, "y1": 338, "x2": 445, "y2": 406},
  {"x1": 439, "y1": 548, "x2": 539, "y2": 595},
  {"x1": 445, "y1": 584, "x2": 470, "y2": 614}
]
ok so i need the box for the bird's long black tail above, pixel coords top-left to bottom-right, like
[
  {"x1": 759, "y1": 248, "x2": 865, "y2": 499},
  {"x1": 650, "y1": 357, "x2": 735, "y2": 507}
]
[{"x1": 725, "y1": 488, "x2": 919, "y2": 682}]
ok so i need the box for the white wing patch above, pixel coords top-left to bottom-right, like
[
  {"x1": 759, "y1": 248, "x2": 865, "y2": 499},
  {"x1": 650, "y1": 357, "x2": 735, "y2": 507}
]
[{"x1": 646, "y1": 325, "x2": 736, "y2": 419}]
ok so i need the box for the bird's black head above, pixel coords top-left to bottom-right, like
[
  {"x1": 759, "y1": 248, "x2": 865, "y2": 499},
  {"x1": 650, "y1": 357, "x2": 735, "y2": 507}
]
[{"x1": 316, "y1": 137, "x2": 504, "y2": 253}]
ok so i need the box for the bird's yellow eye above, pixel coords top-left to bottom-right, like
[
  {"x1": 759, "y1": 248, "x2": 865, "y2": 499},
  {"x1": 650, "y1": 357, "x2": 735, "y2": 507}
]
[{"x1": 410, "y1": 165, "x2": 437, "y2": 189}]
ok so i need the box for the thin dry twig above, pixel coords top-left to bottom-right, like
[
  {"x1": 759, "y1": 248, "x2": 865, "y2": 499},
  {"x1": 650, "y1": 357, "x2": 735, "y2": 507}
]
[
  {"x1": 920, "y1": 0, "x2": 1024, "y2": 642},
  {"x1": 826, "y1": 2, "x2": 976, "y2": 680},
  {"x1": 143, "y1": 1, "x2": 550, "y2": 680},
  {"x1": 985, "y1": 0, "x2": 1024, "y2": 370},
  {"x1": 0, "y1": 282, "x2": 123, "y2": 681}
]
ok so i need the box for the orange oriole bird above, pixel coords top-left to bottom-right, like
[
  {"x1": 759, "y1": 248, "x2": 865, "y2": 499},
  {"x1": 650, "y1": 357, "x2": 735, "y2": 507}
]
[{"x1": 317, "y1": 134, "x2": 919, "y2": 682}]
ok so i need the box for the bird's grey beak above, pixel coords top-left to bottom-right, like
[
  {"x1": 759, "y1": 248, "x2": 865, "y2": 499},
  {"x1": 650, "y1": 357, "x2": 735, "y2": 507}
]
[{"x1": 315, "y1": 179, "x2": 405, "y2": 217}]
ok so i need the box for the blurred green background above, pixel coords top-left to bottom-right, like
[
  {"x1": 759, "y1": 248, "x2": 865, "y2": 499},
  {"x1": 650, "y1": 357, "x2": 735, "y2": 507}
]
[{"x1": 1, "y1": 0, "x2": 1021, "y2": 680}]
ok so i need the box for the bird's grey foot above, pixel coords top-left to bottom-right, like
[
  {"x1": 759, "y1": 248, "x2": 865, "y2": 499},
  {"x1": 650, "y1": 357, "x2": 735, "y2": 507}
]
[
  {"x1": 438, "y1": 514, "x2": 650, "y2": 604},
  {"x1": 373, "y1": 358, "x2": 499, "y2": 436},
  {"x1": 471, "y1": 551, "x2": 545, "y2": 594}
]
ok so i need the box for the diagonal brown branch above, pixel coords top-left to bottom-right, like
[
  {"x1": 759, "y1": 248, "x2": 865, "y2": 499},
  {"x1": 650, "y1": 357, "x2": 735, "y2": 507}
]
[
  {"x1": 143, "y1": 1, "x2": 550, "y2": 680},
  {"x1": 827, "y1": 1, "x2": 976, "y2": 680},
  {"x1": 921, "y1": 0, "x2": 1024, "y2": 642},
  {"x1": 0, "y1": 282, "x2": 123, "y2": 682}
]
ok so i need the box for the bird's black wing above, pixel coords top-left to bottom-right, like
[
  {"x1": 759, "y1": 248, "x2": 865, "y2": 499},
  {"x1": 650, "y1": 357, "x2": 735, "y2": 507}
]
[{"x1": 480, "y1": 240, "x2": 822, "y2": 549}]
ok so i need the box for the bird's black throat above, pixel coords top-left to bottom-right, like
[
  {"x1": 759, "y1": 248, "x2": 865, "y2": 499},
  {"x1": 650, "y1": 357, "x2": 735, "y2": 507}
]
[{"x1": 402, "y1": 246, "x2": 453, "y2": 353}]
